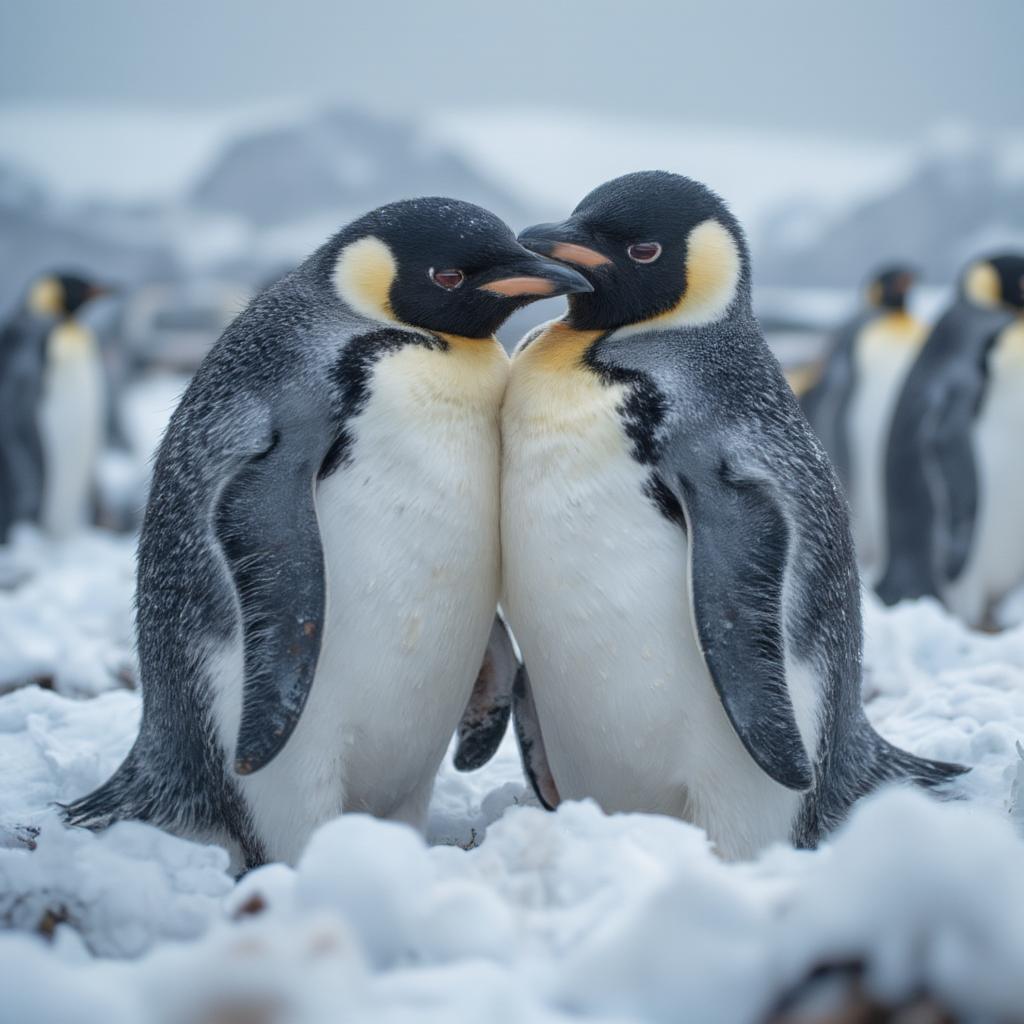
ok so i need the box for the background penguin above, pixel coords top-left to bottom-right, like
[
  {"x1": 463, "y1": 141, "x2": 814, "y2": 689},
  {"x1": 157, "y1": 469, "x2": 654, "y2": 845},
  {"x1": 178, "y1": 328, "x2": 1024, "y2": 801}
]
[
  {"x1": 502, "y1": 172, "x2": 964, "y2": 859},
  {"x1": 877, "y1": 254, "x2": 1024, "y2": 625},
  {"x1": 800, "y1": 266, "x2": 925, "y2": 577},
  {"x1": 64, "y1": 198, "x2": 590, "y2": 869},
  {"x1": 0, "y1": 273, "x2": 110, "y2": 542}
]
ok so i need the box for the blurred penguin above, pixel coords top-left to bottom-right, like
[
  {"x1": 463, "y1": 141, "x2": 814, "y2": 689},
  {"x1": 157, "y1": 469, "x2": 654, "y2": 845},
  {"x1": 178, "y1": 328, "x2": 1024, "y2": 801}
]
[
  {"x1": 800, "y1": 267, "x2": 925, "y2": 576},
  {"x1": 877, "y1": 254, "x2": 1024, "y2": 623},
  {"x1": 0, "y1": 272, "x2": 111, "y2": 541}
]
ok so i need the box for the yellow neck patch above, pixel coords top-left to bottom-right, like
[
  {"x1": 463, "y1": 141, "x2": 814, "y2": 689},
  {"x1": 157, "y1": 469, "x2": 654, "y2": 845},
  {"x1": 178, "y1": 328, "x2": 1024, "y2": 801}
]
[
  {"x1": 964, "y1": 262, "x2": 1001, "y2": 308},
  {"x1": 616, "y1": 218, "x2": 742, "y2": 338},
  {"x1": 876, "y1": 310, "x2": 926, "y2": 344},
  {"x1": 332, "y1": 236, "x2": 400, "y2": 324},
  {"x1": 28, "y1": 277, "x2": 63, "y2": 317},
  {"x1": 512, "y1": 321, "x2": 602, "y2": 376},
  {"x1": 504, "y1": 322, "x2": 618, "y2": 443}
]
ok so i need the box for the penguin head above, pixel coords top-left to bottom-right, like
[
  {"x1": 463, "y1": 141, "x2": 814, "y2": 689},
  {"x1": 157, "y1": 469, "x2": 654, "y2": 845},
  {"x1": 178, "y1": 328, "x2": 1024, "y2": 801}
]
[
  {"x1": 327, "y1": 198, "x2": 592, "y2": 339},
  {"x1": 27, "y1": 272, "x2": 112, "y2": 320},
  {"x1": 962, "y1": 253, "x2": 1024, "y2": 312},
  {"x1": 866, "y1": 265, "x2": 916, "y2": 312},
  {"x1": 518, "y1": 171, "x2": 751, "y2": 333}
]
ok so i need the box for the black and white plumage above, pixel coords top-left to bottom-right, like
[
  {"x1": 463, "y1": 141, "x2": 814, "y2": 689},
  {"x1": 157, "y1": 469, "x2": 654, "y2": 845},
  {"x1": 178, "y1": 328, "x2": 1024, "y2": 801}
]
[
  {"x1": 0, "y1": 273, "x2": 109, "y2": 542},
  {"x1": 876, "y1": 254, "x2": 1024, "y2": 625},
  {"x1": 501, "y1": 172, "x2": 964, "y2": 859},
  {"x1": 800, "y1": 267, "x2": 925, "y2": 578},
  {"x1": 64, "y1": 199, "x2": 590, "y2": 868}
]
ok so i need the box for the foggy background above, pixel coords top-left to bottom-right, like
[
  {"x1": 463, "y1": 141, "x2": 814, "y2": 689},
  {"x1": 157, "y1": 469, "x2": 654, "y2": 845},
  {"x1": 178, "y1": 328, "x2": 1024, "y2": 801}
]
[
  {"x1": 1, "y1": 0, "x2": 1022, "y2": 348},
  {"x1": 3, "y1": 0, "x2": 1021, "y2": 135}
]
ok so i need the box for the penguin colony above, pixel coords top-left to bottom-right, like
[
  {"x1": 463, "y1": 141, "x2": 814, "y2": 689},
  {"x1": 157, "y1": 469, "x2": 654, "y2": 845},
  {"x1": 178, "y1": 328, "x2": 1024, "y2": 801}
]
[
  {"x1": 9, "y1": 167, "x2": 1019, "y2": 865},
  {"x1": 0, "y1": 274, "x2": 110, "y2": 541}
]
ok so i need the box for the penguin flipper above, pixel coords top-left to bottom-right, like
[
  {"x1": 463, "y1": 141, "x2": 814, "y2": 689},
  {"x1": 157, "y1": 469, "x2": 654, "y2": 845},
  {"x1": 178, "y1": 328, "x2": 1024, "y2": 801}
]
[
  {"x1": 512, "y1": 663, "x2": 560, "y2": 810},
  {"x1": 661, "y1": 456, "x2": 814, "y2": 792},
  {"x1": 454, "y1": 613, "x2": 517, "y2": 772},
  {"x1": 927, "y1": 372, "x2": 987, "y2": 583},
  {"x1": 215, "y1": 417, "x2": 326, "y2": 776}
]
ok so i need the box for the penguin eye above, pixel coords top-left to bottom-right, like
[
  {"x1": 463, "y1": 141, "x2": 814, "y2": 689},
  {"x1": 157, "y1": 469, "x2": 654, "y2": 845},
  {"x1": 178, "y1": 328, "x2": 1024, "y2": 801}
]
[
  {"x1": 431, "y1": 268, "x2": 465, "y2": 290},
  {"x1": 627, "y1": 242, "x2": 662, "y2": 264}
]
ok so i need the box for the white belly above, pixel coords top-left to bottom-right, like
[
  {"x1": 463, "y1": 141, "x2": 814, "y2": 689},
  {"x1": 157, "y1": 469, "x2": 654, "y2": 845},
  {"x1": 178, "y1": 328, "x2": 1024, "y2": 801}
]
[
  {"x1": 217, "y1": 337, "x2": 506, "y2": 864},
  {"x1": 38, "y1": 323, "x2": 105, "y2": 537},
  {"x1": 847, "y1": 315, "x2": 923, "y2": 578},
  {"x1": 501, "y1": 333, "x2": 803, "y2": 859},
  {"x1": 945, "y1": 321, "x2": 1024, "y2": 625}
]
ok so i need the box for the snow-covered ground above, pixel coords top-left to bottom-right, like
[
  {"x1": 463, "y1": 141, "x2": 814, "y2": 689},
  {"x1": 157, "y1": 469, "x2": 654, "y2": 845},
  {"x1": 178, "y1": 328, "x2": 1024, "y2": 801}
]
[{"x1": 2, "y1": 517, "x2": 1024, "y2": 1021}]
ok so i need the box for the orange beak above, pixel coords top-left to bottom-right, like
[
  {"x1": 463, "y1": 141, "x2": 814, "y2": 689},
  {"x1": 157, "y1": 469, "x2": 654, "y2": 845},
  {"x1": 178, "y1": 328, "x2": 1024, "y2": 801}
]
[
  {"x1": 548, "y1": 242, "x2": 612, "y2": 268},
  {"x1": 480, "y1": 276, "x2": 559, "y2": 297}
]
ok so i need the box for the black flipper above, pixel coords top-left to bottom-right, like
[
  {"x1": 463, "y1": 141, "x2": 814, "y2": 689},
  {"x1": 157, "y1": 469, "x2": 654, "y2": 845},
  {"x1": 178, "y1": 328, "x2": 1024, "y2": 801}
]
[
  {"x1": 663, "y1": 456, "x2": 814, "y2": 792},
  {"x1": 513, "y1": 663, "x2": 559, "y2": 810},
  {"x1": 454, "y1": 613, "x2": 517, "y2": 771},
  {"x1": 215, "y1": 418, "x2": 326, "y2": 776},
  {"x1": 926, "y1": 374, "x2": 985, "y2": 583}
]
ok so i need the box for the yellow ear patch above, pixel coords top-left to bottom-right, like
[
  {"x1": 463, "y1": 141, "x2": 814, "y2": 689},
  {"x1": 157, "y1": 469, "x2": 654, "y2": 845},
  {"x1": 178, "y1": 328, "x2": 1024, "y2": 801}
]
[
  {"x1": 618, "y1": 218, "x2": 741, "y2": 337},
  {"x1": 27, "y1": 276, "x2": 63, "y2": 317},
  {"x1": 332, "y1": 236, "x2": 399, "y2": 324},
  {"x1": 677, "y1": 219, "x2": 742, "y2": 324},
  {"x1": 964, "y1": 261, "x2": 1002, "y2": 309}
]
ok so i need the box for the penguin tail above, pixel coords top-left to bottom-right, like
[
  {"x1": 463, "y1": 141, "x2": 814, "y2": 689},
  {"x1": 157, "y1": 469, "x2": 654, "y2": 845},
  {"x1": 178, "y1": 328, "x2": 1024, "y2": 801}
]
[
  {"x1": 60, "y1": 756, "x2": 148, "y2": 831},
  {"x1": 863, "y1": 722, "x2": 969, "y2": 795}
]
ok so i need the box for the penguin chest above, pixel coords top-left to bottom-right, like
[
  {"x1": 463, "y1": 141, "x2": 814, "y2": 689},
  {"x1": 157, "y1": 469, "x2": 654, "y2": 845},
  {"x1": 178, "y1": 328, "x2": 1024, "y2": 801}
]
[
  {"x1": 312, "y1": 338, "x2": 506, "y2": 809},
  {"x1": 847, "y1": 314, "x2": 924, "y2": 572},
  {"x1": 501, "y1": 328, "x2": 800, "y2": 856},
  {"x1": 39, "y1": 322, "x2": 105, "y2": 536},
  {"x1": 950, "y1": 320, "x2": 1024, "y2": 617}
]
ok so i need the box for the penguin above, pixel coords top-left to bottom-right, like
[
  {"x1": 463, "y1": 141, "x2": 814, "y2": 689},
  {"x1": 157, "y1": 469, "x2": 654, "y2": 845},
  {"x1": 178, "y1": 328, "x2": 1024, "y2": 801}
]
[
  {"x1": 0, "y1": 273, "x2": 110, "y2": 542},
  {"x1": 501, "y1": 172, "x2": 965, "y2": 859},
  {"x1": 800, "y1": 267, "x2": 926, "y2": 577},
  {"x1": 64, "y1": 198, "x2": 591, "y2": 869},
  {"x1": 877, "y1": 254, "x2": 1024, "y2": 625}
]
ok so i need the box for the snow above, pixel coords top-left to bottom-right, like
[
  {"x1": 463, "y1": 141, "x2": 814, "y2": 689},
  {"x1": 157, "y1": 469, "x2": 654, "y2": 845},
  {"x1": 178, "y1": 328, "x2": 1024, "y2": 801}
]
[
  {"x1": 1, "y1": 517, "x2": 1024, "y2": 1020},
  {"x1": 0, "y1": 528, "x2": 136, "y2": 696}
]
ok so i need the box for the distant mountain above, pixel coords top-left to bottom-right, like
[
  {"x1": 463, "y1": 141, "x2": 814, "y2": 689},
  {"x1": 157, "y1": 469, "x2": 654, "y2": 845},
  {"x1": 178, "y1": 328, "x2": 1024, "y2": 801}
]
[
  {"x1": 758, "y1": 139, "x2": 1024, "y2": 286},
  {"x1": 190, "y1": 106, "x2": 531, "y2": 228}
]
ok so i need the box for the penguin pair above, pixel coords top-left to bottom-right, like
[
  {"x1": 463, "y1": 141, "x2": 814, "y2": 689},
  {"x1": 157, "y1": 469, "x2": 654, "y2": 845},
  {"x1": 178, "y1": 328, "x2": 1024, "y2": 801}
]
[
  {"x1": 0, "y1": 273, "x2": 110, "y2": 542},
  {"x1": 67, "y1": 182, "x2": 963, "y2": 867},
  {"x1": 877, "y1": 254, "x2": 1024, "y2": 627},
  {"x1": 800, "y1": 267, "x2": 925, "y2": 578}
]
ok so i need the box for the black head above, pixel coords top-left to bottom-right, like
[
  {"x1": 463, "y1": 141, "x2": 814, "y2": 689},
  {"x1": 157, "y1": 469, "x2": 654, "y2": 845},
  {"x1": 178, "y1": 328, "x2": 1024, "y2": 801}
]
[
  {"x1": 27, "y1": 271, "x2": 112, "y2": 320},
  {"x1": 962, "y1": 253, "x2": 1024, "y2": 312},
  {"x1": 518, "y1": 171, "x2": 751, "y2": 333},
  {"x1": 326, "y1": 198, "x2": 591, "y2": 338},
  {"x1": 866, "y1": 265, "x2": 917, "y2": 312}
]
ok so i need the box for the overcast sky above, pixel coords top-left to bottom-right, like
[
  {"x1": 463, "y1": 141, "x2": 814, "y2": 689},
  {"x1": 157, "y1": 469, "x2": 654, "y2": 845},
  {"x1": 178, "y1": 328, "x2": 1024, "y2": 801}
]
[{"x1": 2, "y1": 0, "x2": 1022, "y2": 140}]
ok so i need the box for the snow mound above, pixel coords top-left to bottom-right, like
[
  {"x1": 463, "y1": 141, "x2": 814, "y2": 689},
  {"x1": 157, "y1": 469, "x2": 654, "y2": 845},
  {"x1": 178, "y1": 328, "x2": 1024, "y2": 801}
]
[
  {"x1": 4, "y1": 792, "x2": 1024, "y2": 1022},
  {"x1": 0, "y1": 527, "x2": 136, "y2": 696},
  {"x1": 1, "y1": 534, "x2": 1024, "y2": 1019}
]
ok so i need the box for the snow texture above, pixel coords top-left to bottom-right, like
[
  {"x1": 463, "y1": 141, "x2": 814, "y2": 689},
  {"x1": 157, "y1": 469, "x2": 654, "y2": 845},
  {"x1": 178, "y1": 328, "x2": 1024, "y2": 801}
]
[{"x1": 1, "y1": 524, "x2": 1024, "y2": 1021}]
